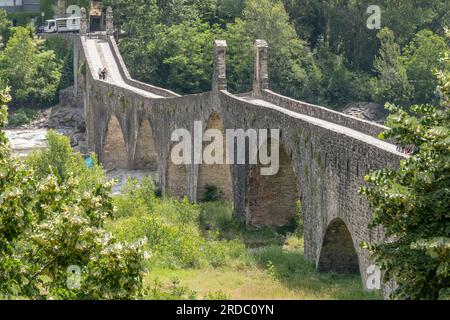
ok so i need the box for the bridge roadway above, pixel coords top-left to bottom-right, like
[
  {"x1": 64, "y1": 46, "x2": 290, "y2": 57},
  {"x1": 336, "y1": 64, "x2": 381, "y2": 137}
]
[{"x1": 84, "y1": 36, "x2": 163, "y2": 99}]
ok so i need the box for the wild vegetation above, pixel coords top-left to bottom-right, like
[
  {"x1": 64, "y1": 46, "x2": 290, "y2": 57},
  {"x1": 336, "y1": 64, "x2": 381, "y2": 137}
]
[
  {"x1": 105, "y1": 0, "x2": 449, "y2": 109},
  {"x1": 0, "y1": 88, "x2": 376, "y2": 299},
  {"x1": 361, "y1": 31, "x2": 450, "y2": 300},
  {"x1": 0, "y1": 95, "x2": 147, "y2": 299},
  {"x1": 0, "y1": 11, "x2": 74, "y2": 124},
  {"x1": 0, "y1": 1, "x2": 448, "y2": 111},
  {"x1": 108, "y1": 177, "x2": 378, "y2": 300},
  {"x1": 0, "y1": 104, "x2": 374, "y2": 299}
]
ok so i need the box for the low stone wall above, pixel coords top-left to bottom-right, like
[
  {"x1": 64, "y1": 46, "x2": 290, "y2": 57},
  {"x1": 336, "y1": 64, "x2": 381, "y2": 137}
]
[{"x1": 261, "y1": 90, "x2": 386, "y2": 139}]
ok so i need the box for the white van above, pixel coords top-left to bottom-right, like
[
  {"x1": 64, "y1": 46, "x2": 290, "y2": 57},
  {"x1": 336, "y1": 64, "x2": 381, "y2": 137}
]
[{"x1": 44, "y1": 17, "x2": 80, "y2": 33}]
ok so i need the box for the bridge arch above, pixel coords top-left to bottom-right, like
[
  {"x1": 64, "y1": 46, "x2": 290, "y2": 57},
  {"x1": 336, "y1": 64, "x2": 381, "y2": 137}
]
[
  {"x1": 245, "y1": 138, "x2": 299, "y2": 226},
  {"x1": 134, "y1": 118, "x2": 159, "y2": 170},
  {"x1": 317, "y1": 218, "x2": 360, "y2": 273},
  {"x1": 197, "y1": 112, "x2": 233, "y2": 202},
  {"x1": 102, "y1": 115, "x2": 128, "y2": 169}
]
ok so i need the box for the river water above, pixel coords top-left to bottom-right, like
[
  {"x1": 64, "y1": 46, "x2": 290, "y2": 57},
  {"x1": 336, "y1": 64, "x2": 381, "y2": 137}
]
[
  {"x1": 4, "y1": 128, "x2": 158, "y2": 194},
  {"x1": 5, "y1": 129, "x2": 49, "y2": 157}
]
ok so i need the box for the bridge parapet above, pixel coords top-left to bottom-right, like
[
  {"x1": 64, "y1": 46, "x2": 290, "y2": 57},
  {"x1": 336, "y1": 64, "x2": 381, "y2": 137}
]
[{"x1": 260, "y1": 89, "x2": 387, "y2": 139}]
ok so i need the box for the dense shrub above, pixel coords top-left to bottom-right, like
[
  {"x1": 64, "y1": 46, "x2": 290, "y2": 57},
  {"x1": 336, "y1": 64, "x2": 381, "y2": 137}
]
[
  {"x1": 0, "y1": 93, "x2": 148, "y2": 299},
  {"x1": 200, "y1": 201, "x2": 289, "y2": 247},
  {"x1": 26, "y1": 130, "x2": 106, "y2": 192},
  {"x1": 361, "y1": 50, "x2": 450, "y2": 299},
  {"x1": 44, "y1": 37, "x2": 75, "y2": 91},
  {"x1": 108, "y1": 179, "x2": 248, "y2": 270},
  {"x1": 200, "y1": 201, "x2": 234, "y2": 231},
  {"x1": 7, "y1": 108, "x2": 38, "y2": 127}
]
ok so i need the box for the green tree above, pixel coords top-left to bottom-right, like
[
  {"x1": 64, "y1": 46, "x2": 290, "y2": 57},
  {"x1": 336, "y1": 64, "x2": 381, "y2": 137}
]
[
  {"x1": 224, "y1": 0, "x2": 322, "y2": 101},
  {"x1": 370, "y1": 28, "x2": 413, "y2": 107},
  {"x1": 404, "y1": 29, "x2": 449, "y2": 105},
  {"x1": 113, "y1": 0, "x2": 160, "y2": 82},
  {"x1": 0, "y1": 87, "x2": 148, "y2": 299},
  {"x1": 313, "y1": 37, "x2": 371, "y2": 107},
  {"x1": 283, "y1": 0, "x2": 449, "y2": 71},
  {"x1": 151, "y1": 20, "x2": 218, "y2": 93},
  {"x1": 0, "y1": 27, "x2": 61, "y2": 108},
  {"x1": 155, "y1": 0, "x2": 217, "y2": 25},
  {"x1": 381, "y1": 0, "x2": 448, "y2": 45},
  {"x1": 105, "y1": 0, "x2": 159, "y2": 36},
  {"x1": 26, "y1": 131, "x2": 106, "y2": 192},
  {"x1": 283, "y1": 0, "x2": 379, "y2": 71},
  {"x1": 110, "y1": 0, "x2": 449, "y2": 108},
  {"x1": 361, "y1": 44, "x2": 450, "y2": 299},
  {"x1": 0, "y1": 8, "x2": 10, "y2": 46},
  {"x1": 40, "y1": 0, "x2": 54, "y2": 21},
  {"x1": 45, "y1": 37, "x2": 75, "y2": 90},
  {"x1": 217, "y1": 0, "x2": 245, "y2": 23},
  {"x1": 115, "y1": 0, "x2": 222, "y2": 94}
]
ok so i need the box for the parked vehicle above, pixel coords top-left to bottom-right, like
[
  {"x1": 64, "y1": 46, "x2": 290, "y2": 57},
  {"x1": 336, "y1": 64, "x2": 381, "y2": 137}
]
[{"x1": 43, "y1": 17, "x2": 80, "y2": 33}]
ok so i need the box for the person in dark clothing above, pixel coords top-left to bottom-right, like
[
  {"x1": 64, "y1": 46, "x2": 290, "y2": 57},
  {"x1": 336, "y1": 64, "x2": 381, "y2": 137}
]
[
  {"x1": 102, "y1": 67, "x2": 107, "y2": 80},
  {"x1": 98, "y1": 67, "x2": 103, "y2": 79}
]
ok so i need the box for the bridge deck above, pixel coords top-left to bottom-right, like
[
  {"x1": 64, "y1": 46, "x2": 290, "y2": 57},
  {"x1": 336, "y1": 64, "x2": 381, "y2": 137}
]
[{"x1": 84, "y1": 37, "x2": 163, "y2": 99}]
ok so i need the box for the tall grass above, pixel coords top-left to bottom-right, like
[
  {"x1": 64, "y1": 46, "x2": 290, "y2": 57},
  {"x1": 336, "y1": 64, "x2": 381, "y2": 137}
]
[
  {"x1": 106, "y1": 178, "x2": 249, "y2": 270},
  {"x1": 200, "y1": 201, "x2": 285, "y2": 247},
  {"x1": 108, "y1": 178, "x2": 380, "y2": 300}
]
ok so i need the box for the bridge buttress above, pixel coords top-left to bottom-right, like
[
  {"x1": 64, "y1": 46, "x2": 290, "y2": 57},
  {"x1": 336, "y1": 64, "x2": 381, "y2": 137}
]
[
  {"x1": 212, "y1": 40, "x2": 228, "y2": 93},
  {"x1": 253, "y1": 39, "x2": 269, "y2": 97}
]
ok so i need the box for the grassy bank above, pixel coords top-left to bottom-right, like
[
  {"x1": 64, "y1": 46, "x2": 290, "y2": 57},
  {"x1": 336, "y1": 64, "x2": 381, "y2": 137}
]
[{"x1": 106, "y1": 178, "x2": 380, "y2": 300}]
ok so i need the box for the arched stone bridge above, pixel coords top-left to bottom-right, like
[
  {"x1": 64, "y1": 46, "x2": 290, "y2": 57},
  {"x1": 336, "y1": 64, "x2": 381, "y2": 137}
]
[{"x1": 69, "y1": 8, "x2": 405, "y2": 291}]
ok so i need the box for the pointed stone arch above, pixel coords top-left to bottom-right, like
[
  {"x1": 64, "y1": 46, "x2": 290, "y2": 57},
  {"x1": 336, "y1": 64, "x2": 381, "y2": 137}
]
[
  {"x1": 317, "y1": 218, "x2": 360, "y2": 273},
  {"x1": 245, "y1": 138, "x2": 299, "y2": 226},
  {"x1": 102, "y1": 115, "x2": 127, "y2": 169},
  {"x1": 135, "y1": 119, "x2": 158, "y2": 170},
  {"x1": 197, "y1": 112, "x2": 233, "y2": 202}
]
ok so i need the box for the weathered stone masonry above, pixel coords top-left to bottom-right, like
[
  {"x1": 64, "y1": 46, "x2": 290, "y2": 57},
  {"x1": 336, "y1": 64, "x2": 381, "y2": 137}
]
[{"x1": 72, "y1": 8, "x2": 406, "y2": 292}]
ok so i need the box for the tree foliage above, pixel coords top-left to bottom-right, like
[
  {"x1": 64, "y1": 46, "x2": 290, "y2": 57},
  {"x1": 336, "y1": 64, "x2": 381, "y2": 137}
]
[
  {"x1": 45, "y1": 37, "x2": 75, "y2": 91},
  {"x1": 0, "y1": 88, "x2": 148, "y2": 299},
  {"x1": 223, "y1": 0, "x2": 321, "y2": 100},
  {"x1": 370, "y1": 27, "x2": 449, "y2": 107},
  {"x1": 361, "y1": 42, "x2": 450, "y2": 299},
  {"x1": 0, "y1": 9, "x2": 10, "y2": 46},
  {"x1": 0, "y1": 27, "x2": 62, "y2": 108},
  {"x1": 404, "y1": 29, "x2": 450, "y2": 105},
  {"x1": 370, "y1": 28, "x2": 413, "y2": 107},
  {"x1": 110, "y1": 0, "x2": 449, "y2": 109}
]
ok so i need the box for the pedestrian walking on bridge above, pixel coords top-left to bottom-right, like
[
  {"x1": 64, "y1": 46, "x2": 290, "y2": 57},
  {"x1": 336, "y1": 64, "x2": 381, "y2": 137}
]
[{"x1": 102, "y1": 67, "x2": 108, "y2": 80}]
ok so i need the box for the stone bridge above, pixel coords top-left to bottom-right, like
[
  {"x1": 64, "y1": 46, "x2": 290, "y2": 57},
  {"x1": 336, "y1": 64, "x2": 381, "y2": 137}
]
[{"x1": 69, "y1": 8, "x2": 405, "y2": 291}]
